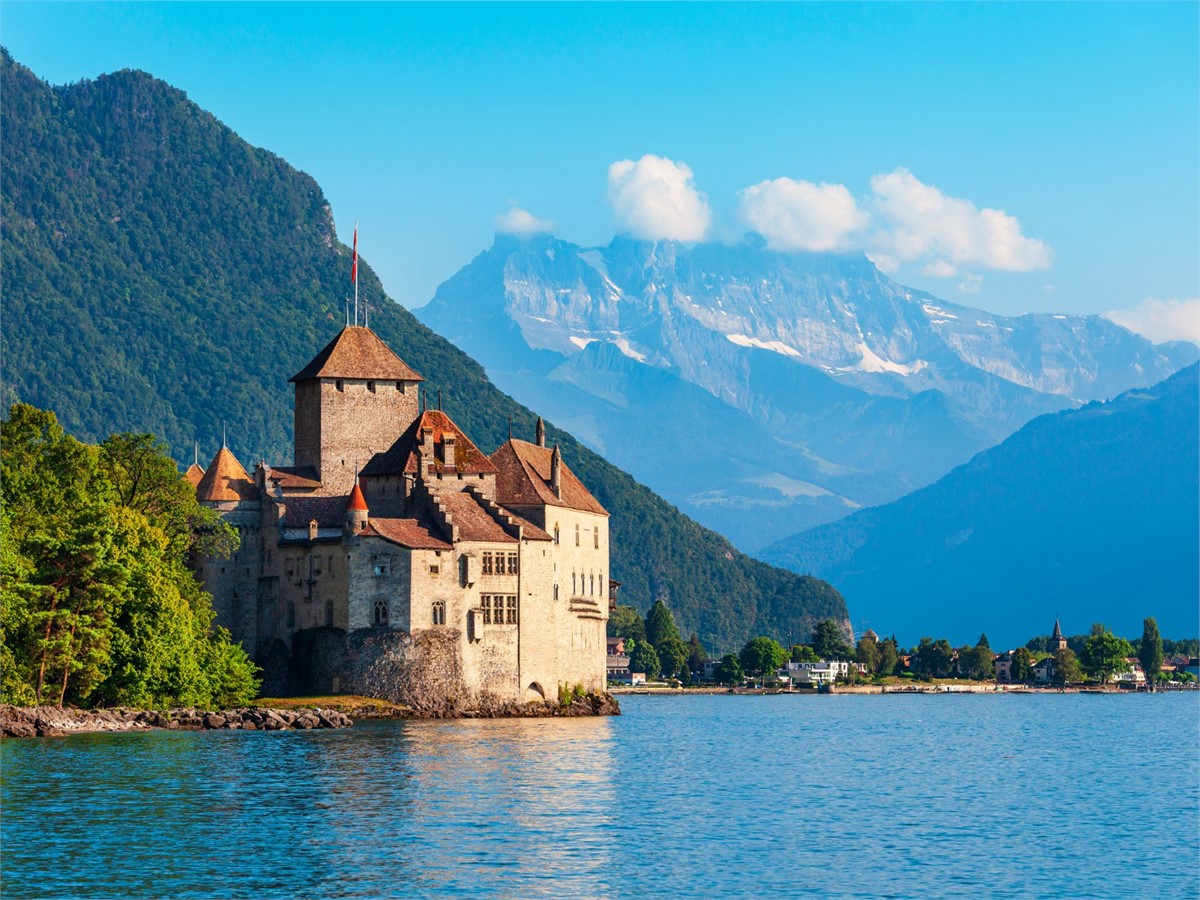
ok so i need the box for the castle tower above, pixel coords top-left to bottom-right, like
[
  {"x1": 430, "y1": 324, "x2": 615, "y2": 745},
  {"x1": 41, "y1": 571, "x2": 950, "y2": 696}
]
[
  {"x1": 346, "y1": 477, "x2": 369, "y2": 533},
  {"x1": 289, "y1": 326, "x2": 423, "y2": 495}
]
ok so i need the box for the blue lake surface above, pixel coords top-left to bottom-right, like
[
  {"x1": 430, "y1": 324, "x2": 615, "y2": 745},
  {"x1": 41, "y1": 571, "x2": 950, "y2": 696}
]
[{"x1": 3, "y1": 693, "x2": 1198, "y2": 898}]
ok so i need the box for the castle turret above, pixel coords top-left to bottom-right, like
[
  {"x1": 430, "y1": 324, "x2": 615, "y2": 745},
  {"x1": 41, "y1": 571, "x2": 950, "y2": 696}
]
[
  {"x1": 346, "y1": 477, "x2": 369, "y2": 533},
  {"x1": 290, "y1": 326, "x2": 423, "y2": 495},
  {"x1": 536, "y1": 416, "x2": 545, "y2": 447}
]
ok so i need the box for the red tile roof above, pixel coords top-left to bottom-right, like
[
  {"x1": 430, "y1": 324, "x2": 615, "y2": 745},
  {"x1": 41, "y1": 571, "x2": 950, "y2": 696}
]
[
  {"x1": 491, "y1": 439, "x2": 607, "y2": 516},
  {"x1": 289, "y1": 326, "x2": 423, "y2": 383},
  {"x1": 347, "y1": 480, "x2": 369, "y2": 511},
  {"x1": 195, "y1": 447, "x2": 257, "y2": 502},
  {"x1": 367, "y1": 517, "x2": 452, "y2": 550},
  {"x1": 437, "y1": 492, "x2": 517, "y2": 543},
  {"x1": 361, "y1": 410, "x2": 498, "y2": 478},
  {"x1": 268, "y1": 466, "x2": 322, "y2": 489},
  {"x1": 184, "y1": 463, "x2": 205, "y2": 488}
]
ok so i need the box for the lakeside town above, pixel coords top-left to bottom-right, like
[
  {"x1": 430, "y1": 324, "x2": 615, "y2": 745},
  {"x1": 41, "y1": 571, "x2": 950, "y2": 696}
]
[{"x1": 606, "y1": 603, "x2": 1200, "y2": 693}]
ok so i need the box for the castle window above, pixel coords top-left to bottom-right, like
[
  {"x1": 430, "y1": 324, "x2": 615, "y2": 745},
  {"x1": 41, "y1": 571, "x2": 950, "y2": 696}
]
[
  {"x1": 594, "y1": 529, "x2": 599, "y2": 550},
  {"x1": 432, "y1": 601, "x2": 446, "y2": 626},
  {"x1": 373, "y1": 600, "x2": 389, "y2": 627},
  {"x1": 395, "y1": 381, "x2": 404, "y2": 391},
  {"x1": 287, "y1": 602, "x2": 296, "y2": 628},
  {"x1": 600, "y1": 574, "x2": 604, "y2": 597},
  {"x1": 506, "y1": 552, "x2": 519, "y2": 575},
  {"x1": 554, "y1": 581, "x2": 559, "y2": 601},
  {"x1": 482, "y1": 552, "x2": 494, "y2": 575},
  {"x1": 367, "y1": 380, "x2": 376, "y2": 393},
  {"x1": 482, "y1": 595, "x2": 493, "y2": 625},
  {"x1": 374, "y1": 561, "x2": 390, "y2": 577},
  {"x1": 429, "y1": 564, "x2": 440, "y2": 576},
  {"x1": 506, "y1": 595, "x2": 518, "y2": 624},
  {"x1": 553, "y1": 524, "x2": 560, "y2": 545},
  {"x1": 590, "y1": 574, "x2": 595, "y2": 595},
  {"x1": 325, "y1": 601, "x2": 334, "y2": 627},
  {"x1": 336, "y1": 380, "x2": 344, "y2": 392},
  {"x1": 575, "y1": 524, "x2": 580, "y2": 546},
  {"x1": 572, "y1": 571, "x2": 577, "y2": 594}
]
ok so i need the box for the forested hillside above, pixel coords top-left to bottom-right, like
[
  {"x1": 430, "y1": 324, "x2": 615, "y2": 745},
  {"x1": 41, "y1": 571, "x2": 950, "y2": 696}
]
[{"x1": 0, "y1": 49, "x2": 847, "y2": 651}]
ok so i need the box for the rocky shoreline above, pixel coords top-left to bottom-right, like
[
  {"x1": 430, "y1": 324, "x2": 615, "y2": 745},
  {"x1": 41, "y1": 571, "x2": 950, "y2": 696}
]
[
  {"x1": 0, "y1": 692, "x2": 620, "y2": 738},
  {"x1": 0, "y1": 704, "x2": 354, "y2": 738}
]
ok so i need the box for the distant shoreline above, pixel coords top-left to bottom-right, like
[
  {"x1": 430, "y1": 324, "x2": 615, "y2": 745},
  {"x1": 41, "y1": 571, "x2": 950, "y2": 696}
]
[{"x1": 609, "y1": 684, "x2": 1198, "y2": 696}]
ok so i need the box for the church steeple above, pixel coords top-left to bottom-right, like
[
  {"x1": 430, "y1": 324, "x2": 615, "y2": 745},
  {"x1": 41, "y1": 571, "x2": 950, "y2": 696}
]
[{"x1": 1051, "y1": 618, "x2": 1066, "y2": 652}]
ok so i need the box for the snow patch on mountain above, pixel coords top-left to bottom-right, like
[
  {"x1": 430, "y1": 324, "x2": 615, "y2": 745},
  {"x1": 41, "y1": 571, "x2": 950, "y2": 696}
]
[{"x1": 726, "y1": 333, "x2": 803, "y2": 358}]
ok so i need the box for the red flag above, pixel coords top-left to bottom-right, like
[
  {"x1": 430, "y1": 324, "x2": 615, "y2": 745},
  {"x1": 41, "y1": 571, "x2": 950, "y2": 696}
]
[{"x1": 351, "y1": 222, "x2": 358, "y2": 284}]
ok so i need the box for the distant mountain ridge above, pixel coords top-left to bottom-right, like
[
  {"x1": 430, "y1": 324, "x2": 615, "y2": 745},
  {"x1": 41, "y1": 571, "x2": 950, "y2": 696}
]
[
  {"x1": 418, "y1": 233, "x2": 1195, "y2": 550},
  {"x1": 0, "y1": 48, "x2": 847, "y2": 652},
  {"x1": 760, "y1": 363, "x2": 1200, "y2": 648}
]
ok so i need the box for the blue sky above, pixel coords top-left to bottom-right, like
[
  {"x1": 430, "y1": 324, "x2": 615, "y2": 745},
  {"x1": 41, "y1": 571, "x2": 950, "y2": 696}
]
[{"x1": 4, "y1": 2, "x2": 1198, "y2": 338}]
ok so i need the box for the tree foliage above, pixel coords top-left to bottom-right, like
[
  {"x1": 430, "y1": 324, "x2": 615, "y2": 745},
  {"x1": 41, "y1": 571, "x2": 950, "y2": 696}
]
[
  {"x1": 1011, "y1": 647, "x2": 1034, "y2": 683},
  {"x1": 1139, "y1": 618, "x2": 1163, "y2": 692},
  {"x1": 1080, "y1": 629, "x2": 1133, "y2": 684},
  {"x1": 714, "y1": 654, "x2": 743, "y2": 685},
  {"x1": 811, "y1": 619, "x2": 853, "y2": 660},
  {"x1": 628, "y1": 640, "x2": 661, "y2": 681},
  {"x1": 0, "y1": 404, "x2": 258, "y2": 708},
  {"x1": 607, "y1": 605, "x2": 646, "y2": 642},
  {"x1": 1053, "y1": 647, "x2": 1083, "y2": 685},
  {"x1": 739, "y1": 637, "x2": 787, "y2": 678},
  {"x1": 913, "y1": 637, "x2": 955, "y2": 679}
]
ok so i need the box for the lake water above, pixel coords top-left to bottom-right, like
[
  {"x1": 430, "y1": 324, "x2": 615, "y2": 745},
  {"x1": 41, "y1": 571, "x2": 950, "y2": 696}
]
[{"x1": 3, "y1": 693, "x2": 1198, "y2": 898}]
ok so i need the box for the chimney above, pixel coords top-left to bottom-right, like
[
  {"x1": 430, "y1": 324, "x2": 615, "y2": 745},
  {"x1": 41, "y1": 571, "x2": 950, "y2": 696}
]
[
  {"x1": 551, "y1": 443, "x2": 562, "y2": 499},
  {"x1": 440, "y1": 432, "x2": 457, "y2": 471},
  {"x1": 536, "y1": 417, "x2": 546, "y2": 447}
]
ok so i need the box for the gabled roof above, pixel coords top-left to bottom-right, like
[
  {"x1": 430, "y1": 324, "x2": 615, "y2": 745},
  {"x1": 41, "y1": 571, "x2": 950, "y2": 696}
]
[
  {"x1": 289, "y1": 326, "x2": 423, "y2": 383},
  {"x1": 491, "y1": 439, "x2": 607, "y2": 516},
  {"x1": 195, "y1": 447, "x2": 257, "y2": 502},
  {"x1": 282, "y1": 496, "x2": 348, "y2": 528},
  {"x1": 366, "y1": 517, "x2": 453, "y2": 551},
  {"x1": 438, "y1": 492, "x2": 517, "y2": 543},
  {"x1": 184, "y1": 463, "x2": 205, "y2": 488},
  {"x1": 268, "y1": 466, "x2": 322, "y2": 490},
  {"x1": 361, "y1": 410, "x2": 498, "y2": 478}
]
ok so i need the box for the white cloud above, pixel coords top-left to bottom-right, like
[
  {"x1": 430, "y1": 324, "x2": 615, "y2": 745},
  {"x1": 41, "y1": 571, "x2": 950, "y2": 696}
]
[
  {"x1": 869, "y1": 169, "x2": 1052, "y2": 271},
  {"x1": 495, "y1": 207, "x2": 554, "y2": 236},
  {"x1": 607, "y1": 154, "x2": 711, "y2": 241},
  {"x1": 738, "y1": 178, "x2": 868, "y2": 251},
  {"x1": 1103, "y1": 298, "x2": 1200, "y2": 345},
  {"x1": 921, "y1": 259, "x2": 958, "y2": 278},
  {"x1": 957, "y1": 272, "x2": 984, "y2": 294}
]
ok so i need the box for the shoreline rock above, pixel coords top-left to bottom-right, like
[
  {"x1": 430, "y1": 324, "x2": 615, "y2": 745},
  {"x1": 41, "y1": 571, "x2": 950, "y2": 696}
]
[
  {"x1": 0, "y1": 704, "x2": 353, "y2": 738},
  {"x1": 0, "y1": 692, "x2": 620, "y2": 737}
]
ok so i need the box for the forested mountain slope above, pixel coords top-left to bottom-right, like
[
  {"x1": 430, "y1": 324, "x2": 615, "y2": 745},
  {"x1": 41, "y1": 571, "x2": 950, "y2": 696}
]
[
  {"x1": 0, "y1": 49, "x2": 846, "y2": 651},
  {"x1": 761, "y1": 364, "x2": 1200, "y2": 647}
]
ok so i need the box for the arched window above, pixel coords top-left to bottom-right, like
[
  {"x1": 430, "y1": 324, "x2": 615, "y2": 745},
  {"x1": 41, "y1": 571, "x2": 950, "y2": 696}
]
[
  {"x1": 432, "y1": 601, "x2": 446, "y2": 626},
  {"x1": 590, "y1": 573, "x2": 595, "y2": 595},
  {"x1": 373, "y1": 600, "x2": 389, "y2": 626},
  {"x1": 572, "y1": 571, "x2": 577, "y2": 594},
  {"x1": 599, "y1": 574, "x2": 604, "y2": 597},
  {"x1": 575, "y1": 523, "x2": 580, "y2": 546}
]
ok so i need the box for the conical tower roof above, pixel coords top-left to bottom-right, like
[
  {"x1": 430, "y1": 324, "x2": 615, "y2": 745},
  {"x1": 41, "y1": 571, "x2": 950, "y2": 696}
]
[
  {"x1": 347, "y1": 478, "x2": 369, "y2": 512},
  {"x1": 196, "y1": 446, "x2": 257, "y2": 502},
  {"x1": 289, "y1": 326, "x2": 423, "y2": 383},
  {"x1": 1052, "y1": 619, "x2": 1064, "y2": 641},
  {"x1": 184, "y1": 463, "x2": 205, "y2": 488}
]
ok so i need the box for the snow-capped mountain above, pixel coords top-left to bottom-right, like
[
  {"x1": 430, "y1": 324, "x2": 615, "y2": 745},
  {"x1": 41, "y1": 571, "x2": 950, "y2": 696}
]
[{"x1": 418, "y1": 233, "x2": 1196, "y2": 551}]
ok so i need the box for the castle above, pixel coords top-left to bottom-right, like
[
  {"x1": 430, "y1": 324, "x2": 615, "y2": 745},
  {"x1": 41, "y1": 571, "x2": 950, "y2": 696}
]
[{"x1": 186, "y1": 326, "x2": 611, "y2": 707}]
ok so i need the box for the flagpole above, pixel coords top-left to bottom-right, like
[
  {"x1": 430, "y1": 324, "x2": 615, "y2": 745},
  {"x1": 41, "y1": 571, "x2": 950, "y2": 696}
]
[{"x1": 353, "y1": 219, "x2": 359, "y2": 326}]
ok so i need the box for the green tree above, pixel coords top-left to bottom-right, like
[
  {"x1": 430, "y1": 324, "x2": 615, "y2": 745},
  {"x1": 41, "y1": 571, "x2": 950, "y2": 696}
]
[
  {"x1": 645, "y1": 599, "x2": 682, "y2": 650},
  {"x1": 876, "y1": 638, "x2": 899, "y2": 677},
  {"x1": 714, "y1": 654, "x2": 743, "y2": 686},
  {"x1": 1080, "y1": 629, "x2": 1133, "y2": 684},
  {"x1": 685, "y1": 634, "x2": 708, "y2": 674},
  {"x1": 657, "y1": 635, "x2": 689, "y2": 680},
  {"x1": 977, "y1": 633, "x2": 991, "y2": 650},
  {"x1": 1011, "y1": 647, "x2": 1034, "y2": 683},
  {"x1": 914, "y1": 638, "x2": 955, "y2": 678},
  {"x1": 607, "y1": 605, "x2": 645, "y2": 642},
  {"x1": 1139, "y1": 618, "x2": 1164, "y2": 692},
  {"x1": 963, "y1": 641, "x2": 995, "y2": 681},
  {"x1": 1054, "y1": 647, "x2": 1083, "y2": 685},
  {"x1": 791, "y1": 644, "x2": 819, "y2": 663},
  {"x1": 856, "y1": 632, "x2": 881, "y2": 675},
  {"x1": 811, "y1": 619, "x2": 853, "y2": 660},
  {"x1": 629, "y1": 640, "x2": 661, "y2": 681},
  {"x1": 740, "y1": 636, "x2": 787, "y2": 683}
]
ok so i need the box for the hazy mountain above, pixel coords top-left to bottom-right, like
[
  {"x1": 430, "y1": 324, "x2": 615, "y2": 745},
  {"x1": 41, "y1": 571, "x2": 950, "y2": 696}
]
[
  {"x1": 760, "y1": 364, "x2": 1200, "y2": 648},
  {"x1": 0, "y1": 48, "x2": 848, "y2": 652},
  {"x1": 418, "y1": 233, "x2": 1195, "y2": 550}
]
